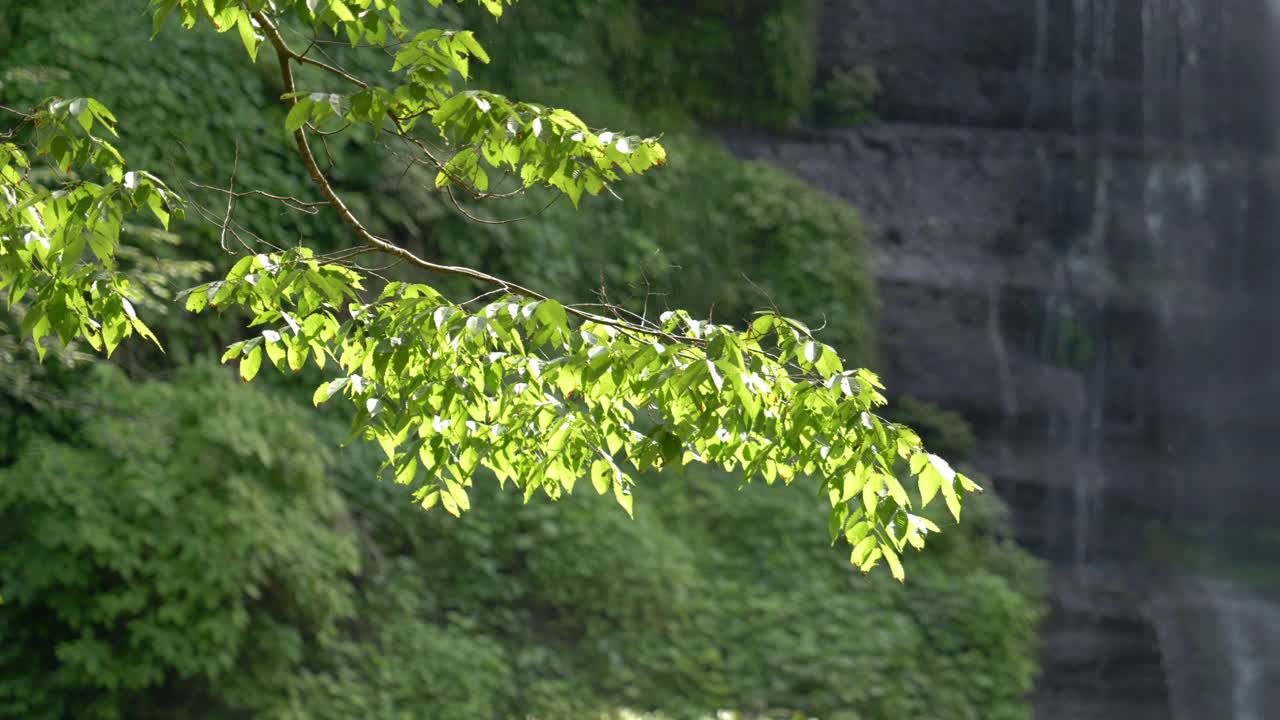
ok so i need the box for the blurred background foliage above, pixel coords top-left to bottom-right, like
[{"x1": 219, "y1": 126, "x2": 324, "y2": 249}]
[{"x1": 0, "y1": 1, "x2": 1045, "y2": 718}]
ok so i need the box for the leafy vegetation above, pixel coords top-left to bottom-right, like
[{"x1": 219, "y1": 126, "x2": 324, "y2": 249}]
[
  {"x1": 0, "y1": 365, "x2": 359, "y2": 719},
  {"x1": 814, "y1": 65, "x2": 881, "y2": 127},
  {"x1": 4, "y1": 0, "x2": 981, "y2": 578},
  {"x1": 469, "y1": 0, "x2": 820, "y2": 130},
  {"x1": 889, "y1": 396, "x2": 979, "y2": 462},
  {"x1": 1, "y1": 0, "x2": 869, "y2": 351},
  {"x1": 0, "y1": 0, "x2": 1046, "y2": 717},
  {"x1": 0, "y1": 365, "x2": 1043, "y2": 719}
]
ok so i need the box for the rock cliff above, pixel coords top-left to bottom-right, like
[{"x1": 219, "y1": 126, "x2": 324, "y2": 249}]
[{"x1": 725, "y1": 1, "x2": 1280, "y2": 717}]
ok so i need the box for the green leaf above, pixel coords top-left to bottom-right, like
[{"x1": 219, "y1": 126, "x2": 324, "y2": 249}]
[
  {"x1": 221, "y1": 341, "x2": 246, "y2": 363},
  {"x1": 909, "y1": 451, "x2": 928, "y2": 475},
  {"x1": 803, "y1": 340, "x2": 820, "y2": 366},
  {"x1": 264, "y1": 335, "x2": 287, "y2": 368},
  {"x1": 850, "y1": 536, "x2": 876, "y2": 566},
  {"x1": 883, "y1": 473, "x2": 910, "y2": 508},
  {"x1": 750, "y1": 313, "x2": 775, "y2": 337},
  {"x1": 183, "y1": 286, "x2": 209, "y2": 313},
  {"x1": 861, "y1": 474, "x2": 881, "y2": 516},
  {"x1": 918, "y1": 466, "x2": 941, "y2": 507},
  {"x1": 882, "y1": 542, "x2": 905, "y2": 582},
  {"x1": 395, "y1": 456, "x2": 418, "y2": 485},
  {"x1": 590, "y1": 459, "x2": 611, "y2": 495},
  {"x1": 457, "y1": 31, "x2": 490, "y2": 64},
  {"x1": 329, "y1": 0, "x2": 355, "y2": 22},
  {"x1": 151, "y1": 0, "x2": 178, "y2": 38},
  {"x1": 815, "y1": 346, "x2": 842, "y2": 378},
  {"x1": 240, "y1": 345, "x2": 263, "y2": 382},
  {"x1": 286, "y1": 98, "x2": 313, "y2": 133},
  {"x1": 236, "y1": 11, "x2": 259, "y2": 61},
  {"x1": 444, "y1": 478, "x2": 471, "y2": 515},
  {"x1": 312, "y1": 382, "x2": 331, "y2": 406},
  {"x1": 613, "y1": 481, "x2": 634, "y2": 518},
  {"x1": 943, "y1": 485, "x2": 963, "y2": 523},
  {"x1": 927, "y1": 453, "x2": 956, "y2": 485},
  {"x1": 840, "y1": 470, "x2": 861, "y2": 503}
]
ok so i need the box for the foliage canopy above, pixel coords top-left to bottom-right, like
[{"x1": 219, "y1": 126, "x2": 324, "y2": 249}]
[
  {"x1": 0, "y1": 364, "x2": 1043, "y2": 720},
  {"x1": 0, "y1": 0, "x2": 981, "y2": 579}
]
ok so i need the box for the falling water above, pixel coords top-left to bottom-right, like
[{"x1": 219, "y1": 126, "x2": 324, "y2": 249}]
[
  {"x1": 1137, "y1": 0, "x2": 1280, "y2": 718},
  {"x1": 732, "y1": 0, "x2": 1280, "y2": 713},
  {"x1": 986, "y1": 282, "x2": 1018, "y2": 477},
  {"x1": 1029, "y1": 0, "x2": 1115, "y2": 569},
  {"x1": 1027, "y1": 0, "x2": 1051, "y2": 122},
  {"x1": 1021, "y1": 0, "x2": 1280, "y2": 716},
  {"x1": 1150, "y1": 578, "x2": 1280, "y2": 720}
]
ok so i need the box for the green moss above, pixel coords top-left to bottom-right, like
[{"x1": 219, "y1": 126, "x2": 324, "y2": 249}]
[
  {"x1": 889, "y1": 397, "x2": 979, "y2": 462},
  {"x1": 814, "y1": 65, "x2": 882, "y2": 126}
]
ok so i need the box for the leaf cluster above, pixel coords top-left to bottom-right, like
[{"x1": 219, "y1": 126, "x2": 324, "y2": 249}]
[
  {"x1": 0, "y1": 0, "x2": 979, "y2": 584},
  {"x1": 0, "y1": 366, "x2": 1042, "y2": 720},
  {"x1": 180, "y1": 245, "x2": 978, "y2": 578},
  {"x1": 1, "y1": 100, "x2": 182, "y2": 358}
]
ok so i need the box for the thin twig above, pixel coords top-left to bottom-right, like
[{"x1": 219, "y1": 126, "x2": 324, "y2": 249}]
[
  {"x1": 188, "y1": 182, "x2": 327, "y2": 214},
  {"x1": 445, "y1": 184, "x2": 561, "y2": 225},
  {"x1": 218, "y1": 142, "x2": 240, "y2": 252},
  {"x1": 307, "y1": 120, "x2": 352, "y2": 137},
  {"x1": 0, "y1": 104, "x2": 35, "y2": 121}
]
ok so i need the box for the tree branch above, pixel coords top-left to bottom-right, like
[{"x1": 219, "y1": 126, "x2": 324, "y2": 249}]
[{"x1": 250, "y1": 10, "x2": 699, "y2": 345}]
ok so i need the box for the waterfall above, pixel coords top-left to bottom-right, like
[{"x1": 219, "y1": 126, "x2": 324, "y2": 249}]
[
  {"x1": 1137, "y1": 1, "x2": 1280, "y2": 718},
  {"x1": 986, "y1": 282, "x2": 1017, "y2": 477},
  {"x1": 727, "y1": 0, "x2": 1280, "y2": 713},
  {"x1": 1024, "y1": 0, "x2": 1280, "y2": 716},
  {"x1": 1150, "y1": 578, "x2": 1280, "y2": 720},
  {"x1": 1029, "y1": 0, "x2": 1115, "y2": 568},
  {"x1": 1027, "y1": 0, "x2": 1051, "y2": 122}
]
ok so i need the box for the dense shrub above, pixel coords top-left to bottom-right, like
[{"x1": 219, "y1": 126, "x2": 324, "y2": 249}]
[
  {"x1": 814, "y1": 66, "x2": 882, "y2": 126},
  {"x1": 469, "y1": 0, "x2": 819, "y2": 130},
  {"x1": 0, "y1": 360, "x2": 1043, "y2": 719},
  {"x1": 314, "y1": 446, "x2": 1044, "y2": 720},
  {"x1": 0, "y1": 365, "x2": 359, "y2": 719},
  {"x1": 0, "y1": 1, "x2": 1044, "y2": 718}
]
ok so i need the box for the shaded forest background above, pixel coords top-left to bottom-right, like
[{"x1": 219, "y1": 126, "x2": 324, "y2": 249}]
[{"x1": 0, "y1": 1, "x2": 1045, "y2": 718}]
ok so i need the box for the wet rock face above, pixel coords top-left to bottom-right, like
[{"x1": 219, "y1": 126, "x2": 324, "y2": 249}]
[
  {"x1": 729, "y1": 1, "x2": 1280, "y2": 718},
  {"x1": 722, "y1": 125, "x2": 1080, "y2": 424},
  {"x1": 722, "y1": 124, "x2": 1259, "y2": 456},
  {"x1": 1035, "y1": 570, "x2": 1173, "y2": 720},
  {"x1": 818, "y1": 0, "x2": 1042, "y2": 128},
  {"x1": 723, "y1": 126, "x2": 1055, "y2": 291},
  {"x1": 820, "y1": 0, "x2": 1271, "y2": 141},
  {"x1": 765, "y1": 0, "x2": 1280, "y2": 541}
]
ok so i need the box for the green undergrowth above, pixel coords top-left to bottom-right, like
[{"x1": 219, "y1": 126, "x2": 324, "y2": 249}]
[
  {"x1": 0, "y1": 1, "x2": 1045, "y2": 717},
  {"x1": 465, "y1": 0, "x2": 819, "y2": 130},
  {"x1": 1, "y1": 0, "x2": 868, "y2": 358},
  {"x1": 0, "y1": 366, "x2": 1044, "y2": 719}
]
